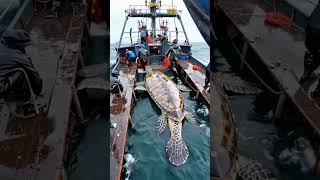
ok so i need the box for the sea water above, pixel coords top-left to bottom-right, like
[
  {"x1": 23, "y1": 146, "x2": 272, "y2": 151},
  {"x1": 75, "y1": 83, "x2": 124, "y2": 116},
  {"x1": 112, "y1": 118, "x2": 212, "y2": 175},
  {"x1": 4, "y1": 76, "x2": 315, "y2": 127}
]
[
  {"x1": 67, "y1": 42, "x2": 209, "y2": 180},
  {"x1": 118, "y1": 42, "x2": 210, "y2": 180},
  {"x1": 122, "y1": 70, "x2": 210, "y2": 180}
]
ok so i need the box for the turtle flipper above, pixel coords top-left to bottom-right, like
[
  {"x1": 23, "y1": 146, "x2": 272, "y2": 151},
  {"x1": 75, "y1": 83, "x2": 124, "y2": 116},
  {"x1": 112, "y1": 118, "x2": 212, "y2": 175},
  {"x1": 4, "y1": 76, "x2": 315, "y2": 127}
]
[
  {"x1": 166, "y1": 121, "x2": 189, "y2": 166},
  {"x1": 155, "y1": 113, "x2": 167, "y2": 135},
  {"x1": 177, "y1": 84, "x2": 192, "y2": 92},
  {"x1": 184, "y1": 111, "x2": 197, "y2": 124}
]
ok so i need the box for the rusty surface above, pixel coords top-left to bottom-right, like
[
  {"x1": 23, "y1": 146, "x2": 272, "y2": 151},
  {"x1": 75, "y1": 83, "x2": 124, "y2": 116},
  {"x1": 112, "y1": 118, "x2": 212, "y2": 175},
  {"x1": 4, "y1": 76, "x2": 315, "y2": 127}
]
[
  {"x1": 219, "y1": 0, "x2": 320, "y2": 135},
  {"x1": 220, "y1": 0, "x2": 305, "y2": 75},
  {"x1": 0, "y1": 7, "x2": 85, "y2": 180},
  {"x1": 110, "y1": 63, "x2": 136, "y2": 180},
  {"x1": 210, "y1": 74, "x2": 238, "y2": 180},
  {"x1": 177, "y1": 59, "x2": 210, "y2": 106},
  {"x1": 0, "y1": 12, "x2": 71, "y2": 180}
]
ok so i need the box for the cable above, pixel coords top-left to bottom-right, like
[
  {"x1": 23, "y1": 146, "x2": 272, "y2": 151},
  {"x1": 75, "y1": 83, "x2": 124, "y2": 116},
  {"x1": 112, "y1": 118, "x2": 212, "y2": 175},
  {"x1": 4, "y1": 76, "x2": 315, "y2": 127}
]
[{"x1": 232, "y1": 41, "x2": 287, "y2": 95}]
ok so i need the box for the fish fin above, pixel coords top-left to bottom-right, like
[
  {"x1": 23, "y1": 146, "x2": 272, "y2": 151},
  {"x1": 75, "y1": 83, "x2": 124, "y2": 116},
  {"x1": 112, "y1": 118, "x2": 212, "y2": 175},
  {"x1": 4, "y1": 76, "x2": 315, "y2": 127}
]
[
  {"x1": 155, "y1": 113, "x2": 167, "y2": 135},
  {"x1": 166, "y1": 121, "x2": 189, "y2": 166},
  {"x1": 134, "y1": 86, "x2": 147, "y2": 91},
  {"x1": 177, "y1": 84, "x2": 192, "y2": 92},
  {"x1": 184, "y1": 111, "x2": 198, "y2": 124}
]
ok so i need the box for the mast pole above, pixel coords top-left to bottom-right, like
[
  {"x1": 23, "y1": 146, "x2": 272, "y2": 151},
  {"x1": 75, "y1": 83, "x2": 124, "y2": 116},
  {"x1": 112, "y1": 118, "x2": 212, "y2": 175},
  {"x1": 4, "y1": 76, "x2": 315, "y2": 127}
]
[
  {"x1": 177, "y1": 15, "x2": 190, "y2": 45},
  {"x1": 150, "y1": 0, "x2": 157, "y2": 38},
  {"x1": 118, "y1": 16, "x2": 129, "y2": 48}
]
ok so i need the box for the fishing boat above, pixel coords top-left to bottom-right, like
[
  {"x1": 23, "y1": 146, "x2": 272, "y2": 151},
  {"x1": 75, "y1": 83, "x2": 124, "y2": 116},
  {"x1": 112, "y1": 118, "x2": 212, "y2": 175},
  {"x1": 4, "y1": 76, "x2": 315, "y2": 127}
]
[{"x1": 109, "y1": 0, "x2": 215, "y2": 179}]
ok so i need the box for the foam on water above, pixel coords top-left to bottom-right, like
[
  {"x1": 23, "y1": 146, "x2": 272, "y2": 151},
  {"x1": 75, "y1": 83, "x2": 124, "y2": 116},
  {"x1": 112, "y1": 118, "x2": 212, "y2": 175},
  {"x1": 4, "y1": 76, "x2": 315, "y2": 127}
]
[
  {"x1": 124, "y1": 70, "x2": 210, "y2": 180},
  {"x1": 196, "y1": 105, "x2": 209, "y2": 117},
  {"x1": 123, "y1": 154, "x2": 136, "y2": 180}
]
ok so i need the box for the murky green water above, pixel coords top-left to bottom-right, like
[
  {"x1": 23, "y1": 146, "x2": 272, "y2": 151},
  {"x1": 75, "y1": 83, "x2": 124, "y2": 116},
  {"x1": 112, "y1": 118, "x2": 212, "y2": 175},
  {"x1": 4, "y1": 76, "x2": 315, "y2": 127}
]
[
  {"x1": 67, "y1": 112, "x2": 108, "y2": 180},
  {"x1": 123, "y1": 70, "x2": 210, "y2": 180}
]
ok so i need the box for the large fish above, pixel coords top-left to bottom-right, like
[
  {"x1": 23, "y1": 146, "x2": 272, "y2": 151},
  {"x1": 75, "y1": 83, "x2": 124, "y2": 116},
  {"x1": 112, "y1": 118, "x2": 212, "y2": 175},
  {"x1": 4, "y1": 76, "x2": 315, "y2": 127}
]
[{"x1": 145, "y1": 70, "x2": 196, "y2": 166}]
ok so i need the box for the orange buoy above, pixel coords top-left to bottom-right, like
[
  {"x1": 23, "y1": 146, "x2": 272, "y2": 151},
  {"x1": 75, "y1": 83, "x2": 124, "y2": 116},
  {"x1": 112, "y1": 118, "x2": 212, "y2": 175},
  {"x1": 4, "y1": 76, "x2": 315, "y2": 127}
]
[
  {"x1": 193, "y1": 65, "x2": 202, "y2": 71},
  {"x1": 162, "y1": 56, "x2": 171, "y2": 68},
  {"x1": 265, "y1": 12, "x2": 292, "y2": 28}
]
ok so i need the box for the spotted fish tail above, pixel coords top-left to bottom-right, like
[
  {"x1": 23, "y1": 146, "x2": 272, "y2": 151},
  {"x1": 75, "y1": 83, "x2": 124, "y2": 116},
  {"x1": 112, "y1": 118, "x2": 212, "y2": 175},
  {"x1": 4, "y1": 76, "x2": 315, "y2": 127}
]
[{"x1": 166, "y1": 120, "x2": 189, "y2": 166}]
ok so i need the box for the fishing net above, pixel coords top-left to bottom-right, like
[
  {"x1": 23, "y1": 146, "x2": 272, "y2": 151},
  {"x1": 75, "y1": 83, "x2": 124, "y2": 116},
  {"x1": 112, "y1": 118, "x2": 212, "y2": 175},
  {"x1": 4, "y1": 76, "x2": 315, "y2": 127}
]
[{"x1": 239, "y1": 156, "x2": 276, "y2": 180}]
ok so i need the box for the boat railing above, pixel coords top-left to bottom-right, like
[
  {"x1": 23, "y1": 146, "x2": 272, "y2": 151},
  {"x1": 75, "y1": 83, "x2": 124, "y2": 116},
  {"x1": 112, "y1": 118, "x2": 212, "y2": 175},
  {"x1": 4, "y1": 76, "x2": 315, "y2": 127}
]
[
  {"x1": 0, "y1": 0, "x2": 24, "y2": 35},
  {"x1": 125, "y1": 5, "x2": 181, "y2": 16},
  {"x1": 117, "y1": 25, "x2": 190, "y2": 48}
]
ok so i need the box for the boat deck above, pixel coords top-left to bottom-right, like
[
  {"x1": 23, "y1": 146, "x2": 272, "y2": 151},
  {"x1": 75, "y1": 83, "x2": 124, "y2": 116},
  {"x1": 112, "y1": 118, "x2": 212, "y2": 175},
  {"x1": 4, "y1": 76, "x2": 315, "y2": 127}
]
[
  {"x1": 110, "y1": 63, "x2": 136, "y2": 180},
  {"x1": 217, "y1": 0, "x2": 320, "y2": 135},
  {"x1": 0, "y1": 8, "x2": 85, "y2": 180},
  {"x1": 177, "y1": 59, "x2": 210, "y2": 106}
]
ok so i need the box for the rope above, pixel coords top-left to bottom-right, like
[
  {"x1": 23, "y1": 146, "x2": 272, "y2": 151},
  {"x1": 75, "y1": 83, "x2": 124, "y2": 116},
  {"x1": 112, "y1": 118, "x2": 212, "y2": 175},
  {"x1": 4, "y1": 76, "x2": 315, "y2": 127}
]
[
  {"x1": 180, "y1": 69, "x2": 200, "y2": 96},
  {"x1": 232, "y1": 41, "x2": 287, "y2": 95}
]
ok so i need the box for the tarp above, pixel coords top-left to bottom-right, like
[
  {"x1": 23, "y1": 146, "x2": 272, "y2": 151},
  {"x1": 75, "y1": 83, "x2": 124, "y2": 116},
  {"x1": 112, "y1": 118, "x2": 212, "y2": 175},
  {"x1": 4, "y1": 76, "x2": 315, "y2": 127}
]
[
  {"x1": 183, "y1": 0, "x2": 210, "y2": 45},
  {"x1": 0, "y1": 44, "x2": 42, "y2": 96}
]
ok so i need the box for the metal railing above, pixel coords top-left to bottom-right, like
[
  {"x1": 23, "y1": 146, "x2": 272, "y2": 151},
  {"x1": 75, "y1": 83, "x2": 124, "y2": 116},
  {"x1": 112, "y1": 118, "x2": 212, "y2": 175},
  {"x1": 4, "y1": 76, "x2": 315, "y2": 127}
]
[
  {"x1": 0, "y1": 68, "x2": 40, "y2": 114},
  {"x1": 125, "y1": 5, "x2": 182, "y2": 15},
  {"x1": 0, "y1": 0, "x2": 24, "y2": 35},
  {"x1": 118, "y1": 29, "x2": 188, "y2": 46}
]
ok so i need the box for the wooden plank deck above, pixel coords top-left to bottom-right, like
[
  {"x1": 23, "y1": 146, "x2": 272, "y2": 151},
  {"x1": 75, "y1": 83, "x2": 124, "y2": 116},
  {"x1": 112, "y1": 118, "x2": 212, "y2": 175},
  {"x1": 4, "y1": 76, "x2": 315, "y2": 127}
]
[
  {"x1": 177, "y1": 59, "x2": 210, "y2": 106},
  {"x1": 218, "y1": 0, "x2": 320, "y2": 135},
  {"x1": 110, "y1": 64, "x2": 136, "y2": 180}
]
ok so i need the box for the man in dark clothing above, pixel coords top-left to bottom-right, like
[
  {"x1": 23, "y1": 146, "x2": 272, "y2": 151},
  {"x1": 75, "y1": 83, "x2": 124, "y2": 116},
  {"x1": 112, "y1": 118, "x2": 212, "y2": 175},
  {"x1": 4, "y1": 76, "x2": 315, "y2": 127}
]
[
  {"x1": 300, "y1": 2, "x2": 320, "y2": 97},
  {"x1": 125, "y1": 49, "x2": 137, "y2": 66},
  {"x1": 137, "y1": 44, "x2": 148, "y2": 71},
  {"x1": 140, "y1": 28, "x2": 147, "y2": 44},
  {"x1": 0, "y1": 29, "x2": 43, "y2": 98}
]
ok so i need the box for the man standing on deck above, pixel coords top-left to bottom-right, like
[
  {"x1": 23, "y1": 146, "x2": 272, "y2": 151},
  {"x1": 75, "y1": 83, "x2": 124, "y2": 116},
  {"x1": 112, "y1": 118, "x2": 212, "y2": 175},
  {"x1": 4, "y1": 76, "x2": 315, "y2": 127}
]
[
  {"x1": 299, "y1": 1, "x2": 320, "y2": 97},
  {"x1": 140, "y1": 27, "x2": 147, "y2": 43},
  {"x1": 125, "y1": 49, "x2": 137, "y2": 66},
  {"x1": 146, "y1": 32, "x2": 154, "y2": 44},
  {"x1": 137, "y1": 44, "x2": 148, "y2": 71},
  {"x1": 161, "y1": 31, "x2": 168, "y2": 43},
  {"x1": 0, "y1": 29, "x2": 43, "y2": 99}
]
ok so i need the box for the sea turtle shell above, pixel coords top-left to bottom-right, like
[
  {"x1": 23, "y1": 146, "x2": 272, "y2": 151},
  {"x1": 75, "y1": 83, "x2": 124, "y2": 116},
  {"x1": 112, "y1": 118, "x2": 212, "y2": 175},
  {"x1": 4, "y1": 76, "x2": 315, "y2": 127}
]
[{"x1": 145, "y1": 71, "x2": 184, "y2": 122}]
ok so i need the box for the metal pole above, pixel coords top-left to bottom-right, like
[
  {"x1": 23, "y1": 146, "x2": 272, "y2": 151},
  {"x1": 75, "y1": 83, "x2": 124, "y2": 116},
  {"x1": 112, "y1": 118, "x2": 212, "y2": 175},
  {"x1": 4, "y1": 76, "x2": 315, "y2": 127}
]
[
  {"x1": 177, "y1": 15, "x2": 190, "y2": 45},
  {"x1": 151, "y1": 6, "x2": 156, "y2": 38},
  {"x1": 130, "y1": 28, "x2": 133, "y2": 45},
  {"x1": 275, "y1": 93, "x2": 287, "y2": 119},
  {"x1": 72, "y1": 87, "x2": 85, "y2": 121},
  {"x1": 118, "y1": 16, "x2": 129, "y2": 49}
]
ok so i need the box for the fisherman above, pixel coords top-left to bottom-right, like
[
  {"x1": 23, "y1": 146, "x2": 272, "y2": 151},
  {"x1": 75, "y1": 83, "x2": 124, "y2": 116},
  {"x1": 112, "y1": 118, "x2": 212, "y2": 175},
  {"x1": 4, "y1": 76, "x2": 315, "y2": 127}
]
[
  {"x1": 125, "y1": 49, "x2": 137, "y2": 65},
  {"x1": 137, "y1": 44, "x2": 148, "y2": 71},
  {"x1": 204, "y1": 62, "x2": 210, "y2": 89},
  {"x1": 299, "y1": 2, "x2": 320, "y2": 97},
  {"x1": 161, "y1": 31, "x2": 168, "y2": 43},
  {"x1": 156, "y1": 34, "x2": 162, "y2": 42},
  {"x1": 0, "y1": 29, "x2": 43, "y2": 98},
  {"x1": 165, "y1": 46, "x2": 181, "y2": 71},
  {"x1": 110, "y1": 71, "x2": 123, "y2": 94},
  {"x1": 172, "y1": 38, "x2": 178, "y2": 44},
  {"x1": 146, "y1": 32, "x2": 154, "y2": 44},
  {"x1": 140, "y1": 26, "x2": 147, "y2": 43}
]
